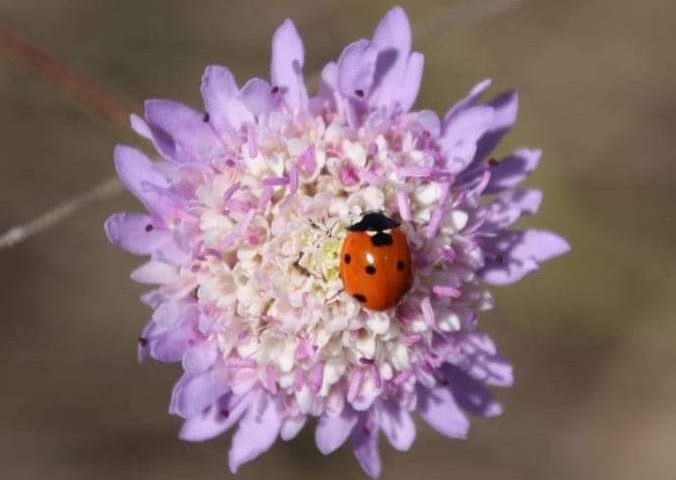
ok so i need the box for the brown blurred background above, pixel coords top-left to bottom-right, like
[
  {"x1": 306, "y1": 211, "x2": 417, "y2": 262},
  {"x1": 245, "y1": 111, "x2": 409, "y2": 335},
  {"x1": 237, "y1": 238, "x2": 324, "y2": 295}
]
[{"x1": 1, "y1": 0, "x2": 675, "y2": 479}]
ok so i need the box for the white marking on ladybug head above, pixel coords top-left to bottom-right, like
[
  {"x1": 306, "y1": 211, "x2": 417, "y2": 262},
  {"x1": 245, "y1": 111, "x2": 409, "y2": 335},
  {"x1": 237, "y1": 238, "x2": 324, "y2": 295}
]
[{"x1": 365, "y1": 253, "x2": 375, "y2": 265}]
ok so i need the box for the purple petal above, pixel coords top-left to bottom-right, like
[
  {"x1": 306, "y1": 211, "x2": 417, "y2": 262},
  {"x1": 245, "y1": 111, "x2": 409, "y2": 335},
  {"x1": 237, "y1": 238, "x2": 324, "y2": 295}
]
[
  {"x1": 201, "y1": 65, "x2": 253, "y2": 134},
  {"x1": 270, "y1": 19, "x2": 308, "y2": 111},
  {"x1": 417, "y1": 385, "x2": 469, "y2": 438},
  {"x1": 440, "y1": 106, "x2": 495, "y2": 174},
  {"x1": 113, "y1": 145, "x2": 171, "y2": 216},
  {"x1": 368, "y1": 6, "x2": 414, "y2": 112},
  {"x1": 481, "y1": 229, "x2": 571, "y2": 285},
  {"x1": 474, "y1": 90, "x2": 519, "y2": 163},
  {"x1": 337, "y1": 39, "x2": 377, "y2": 106},
  {"x1": 482, "y1": 189, "x2": 543, "y2": 230},
  {"x1": 180, "y1": 392, "x2": 253, "y2": 442},
  {"x1": 351, "y1": 413, "x2": 381, "y2": 479},
  {"x1": 104, "y1": 213, "x2": 167, "y2": 256},
  {"x1": 485, "y1": 148, "x2": 541, "y2": 193},
  {"x1": 182, "y1": 340, "x2": 218, "y2": 374},
  {"x1": 442, "y1": 364, "x2": 503, "y2": 418},
  {"x1": 138, "y1": 302, "x2": 197, "y2": 362},
  {"x1": 315, "y1": 409, "x2": 358, "y2": 454},
  {"x1": 228, "y1": 391, "x2": 281, "y2": 473},
  {"x1": 443, "y1": 78, "x2": 492, "y2": 122},
  {"x1": 462, "y1": 334, "x2": 514, "y2": 387},
  {"x1": 396, "y1": 52, "x2": 424, "y2": 113},
  {"x1": 241, "y1": 78, "x2": 276, "y2": 116},
  {"x1": 280, "y1": 415, "x2": 307, "y2": 441},
  {"x1": 378, "y1": 401, "x2": 416, "y2": 451},
  {"x1": 144, "y1": 99, "x2": 222, "y2": 163},
  {"x1": 172, "y1": 367, "x2": 230, "y2": 418}
]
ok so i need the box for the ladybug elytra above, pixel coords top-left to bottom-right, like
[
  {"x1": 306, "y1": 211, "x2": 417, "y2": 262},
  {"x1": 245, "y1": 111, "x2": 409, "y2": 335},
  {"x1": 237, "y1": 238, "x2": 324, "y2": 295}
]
[{"x1": 339, "y1": 212, "x2": 412, "y2": 311}]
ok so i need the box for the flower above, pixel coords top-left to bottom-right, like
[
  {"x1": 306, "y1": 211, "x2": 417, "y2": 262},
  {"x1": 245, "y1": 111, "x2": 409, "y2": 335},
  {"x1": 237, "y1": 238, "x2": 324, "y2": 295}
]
[{"x1": 105, "y1": 6, "x2": 569, "y2": 478}]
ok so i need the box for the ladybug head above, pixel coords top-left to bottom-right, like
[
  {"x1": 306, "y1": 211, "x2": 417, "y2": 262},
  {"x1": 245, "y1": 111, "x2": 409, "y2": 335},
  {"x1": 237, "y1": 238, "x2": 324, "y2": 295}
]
[{"x1": 347, "y1": 211, "x2": 400, "y2": 232}]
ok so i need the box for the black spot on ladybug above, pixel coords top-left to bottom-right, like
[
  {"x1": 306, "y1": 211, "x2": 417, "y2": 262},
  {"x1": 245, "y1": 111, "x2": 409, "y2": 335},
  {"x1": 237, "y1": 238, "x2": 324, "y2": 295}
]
[
  {"x1": 202, "y1": 112, "x2": 210, "y2": 123},
  {"x1": 397, "y1": 260, "x2": 406, "y2": 271},
  {"x1": 344, "y1": 254, "x2": 351, "y2": 264},
  {"x1": 371, "y1": 232, "x2": 393, "y2": 247},
  {"x1": 145, "y1": 224, "x2": 154, "y2": 232},
  {"x1": 353, "y1": 294, "x2": 367, "y2": 303},
  {"x1": 365, "y1": 265, "x2": 376, "y2": 275},
  {"x1": 138, "y1": 337, "x2": 149, "y2": 347},
  {"x1": 348, "y1": 212, "x2": 400, "y2": 232}
]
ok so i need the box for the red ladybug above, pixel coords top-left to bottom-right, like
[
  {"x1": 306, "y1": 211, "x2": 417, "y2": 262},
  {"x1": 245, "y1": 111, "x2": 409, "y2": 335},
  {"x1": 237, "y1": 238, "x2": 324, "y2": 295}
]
[{"x1": 340, "y1": 212, "x2": 412, "y2": 311}]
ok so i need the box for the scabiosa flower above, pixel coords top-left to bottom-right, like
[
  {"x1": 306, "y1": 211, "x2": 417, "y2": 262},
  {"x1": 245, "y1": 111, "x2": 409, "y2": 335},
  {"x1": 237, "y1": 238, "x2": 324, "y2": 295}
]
[{"x1": 105, "y1": 6, "x2": 568, "y2": 477}]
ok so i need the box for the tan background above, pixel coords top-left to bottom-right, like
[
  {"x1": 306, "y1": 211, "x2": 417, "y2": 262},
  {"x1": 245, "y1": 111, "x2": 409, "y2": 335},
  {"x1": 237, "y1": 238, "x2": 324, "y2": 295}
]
[{"x1": 1, "y1": 0, "x2": 675, "y2": 478}]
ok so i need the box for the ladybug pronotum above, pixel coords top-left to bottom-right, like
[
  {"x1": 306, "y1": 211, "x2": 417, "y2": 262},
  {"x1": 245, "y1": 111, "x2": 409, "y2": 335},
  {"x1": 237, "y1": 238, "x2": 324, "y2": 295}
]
[{"x1": 339, "y1": 212, "x2": 413, "y2": 311}]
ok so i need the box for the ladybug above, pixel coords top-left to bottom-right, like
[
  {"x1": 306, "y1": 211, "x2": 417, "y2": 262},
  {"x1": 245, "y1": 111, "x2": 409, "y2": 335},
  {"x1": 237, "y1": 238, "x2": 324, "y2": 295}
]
[{"x1": 339, "y1": 212, "x2": 412, "y2": 311}]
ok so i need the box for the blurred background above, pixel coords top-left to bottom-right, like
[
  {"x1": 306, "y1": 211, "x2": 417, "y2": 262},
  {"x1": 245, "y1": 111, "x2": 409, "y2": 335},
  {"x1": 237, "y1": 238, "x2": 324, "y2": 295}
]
[{"x1": 1, "y1": 0, "x2": 675, "y2": 478}]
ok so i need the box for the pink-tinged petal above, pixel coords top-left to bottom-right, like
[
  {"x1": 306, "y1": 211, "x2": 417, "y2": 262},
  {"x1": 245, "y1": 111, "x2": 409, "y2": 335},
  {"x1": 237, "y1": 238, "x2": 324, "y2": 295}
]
[
  {"x1": 440, "y1": 106, "x2": 495, "y2": 174},
  {"x1": 396, "y1": 52, "x2": 424, "y2": 113},
  {"x1": 481, "y1": 229, "x2": 570, "y2": 285},
  {"x1": 172, "y1": 367, "x2": 229, "y2": 418},
  {"x1": 180, "y1": 392, "x2": 253, "y2": 442},
  {"x1": 228, "y1": 392, "x2": 281, "y2": 473},
  {"x1": 442, "y1": 364, "x2": 503, "y2": 418},
  {"x1": 144, "y1": 99, "x2": 222, "y2": 163},
  {"x1": 351, "y1": 414, "x2": 381, "y2": 479},
  {"x1": 270, "y1": 19, "x2": 308, "y2": 111},
  {"x1": 113, "y1": 145, "x2": 171, "y2": 216},
  {"x1": 130, "y1": 260, "x2": 179, "y2": 285},
  {"x1": 378, "y1": 401, "x2": 416, "y2": 451},
  {"x1": 315, "y1": 409, "x2": 358, "y2": 454},
  {"x1": 104, "y1": 213, "x2": 167, "y2": 256},
  {"x1": 280, "y1": 415, "x2": 307, "y2": 441},
  {"x1": 417, "y1": 385, "x2": 469, "y2": 438},
  {"x1": 241, "y1": 78, "x2": 276, "y2": 116},
  {"x1": 485, "y1": 148, "x2": 541, "y2": 193},
  {"x1": 444, "y1": 78, "x2": 492, "y2": 122},
  {"x1": 201, "y1": 65, "x2": 253, "y2": 133}
]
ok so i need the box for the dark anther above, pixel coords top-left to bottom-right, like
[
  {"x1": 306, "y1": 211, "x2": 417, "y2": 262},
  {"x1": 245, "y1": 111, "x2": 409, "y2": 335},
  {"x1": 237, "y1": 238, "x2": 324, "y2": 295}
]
[
  {"x1": 271, "y1": 85, "x2": 280, "y2": 94},
  {"x1": 354, "y1": 89, "x2": 365, "y2": 98},
  {"x1": 137, "y1": 337, "x2": 149, "y2": 346},
  {"x1": 488, "y1": 158, "x2": 498, "y2": 167},
  {"x1": 365, "y1": 265, "x2": 376, "y2": 275},
  {"x1": 344, "y1": 254, "x2": 352, "y2": 264},
  {"x1": 353, "y1": 294, "x2": 367, "y2": 303},
  {"x1": 359, "y1": 357, "x2": 375, "y2": 365},
  {"x1": 397, "y1": 260, "x2": 406, "y2": 271},
  {"x1": 202, "y1": 112, "x2": 210, "y2": 123},
  {"x1": 220, "y1": 409, "x2": 230, "y2": 418},
  {"x1": 496, "y1": 254, "x2": 504, "y2": 264},
  {"x1": 145, "y1": 224, "x2": 154, "y2": 232}
]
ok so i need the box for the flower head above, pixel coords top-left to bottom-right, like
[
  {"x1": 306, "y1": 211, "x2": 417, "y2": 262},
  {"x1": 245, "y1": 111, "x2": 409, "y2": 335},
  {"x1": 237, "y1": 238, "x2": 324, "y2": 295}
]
[{"x1": 105, "y1": 6, "x2": 568, "y2": 477}]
